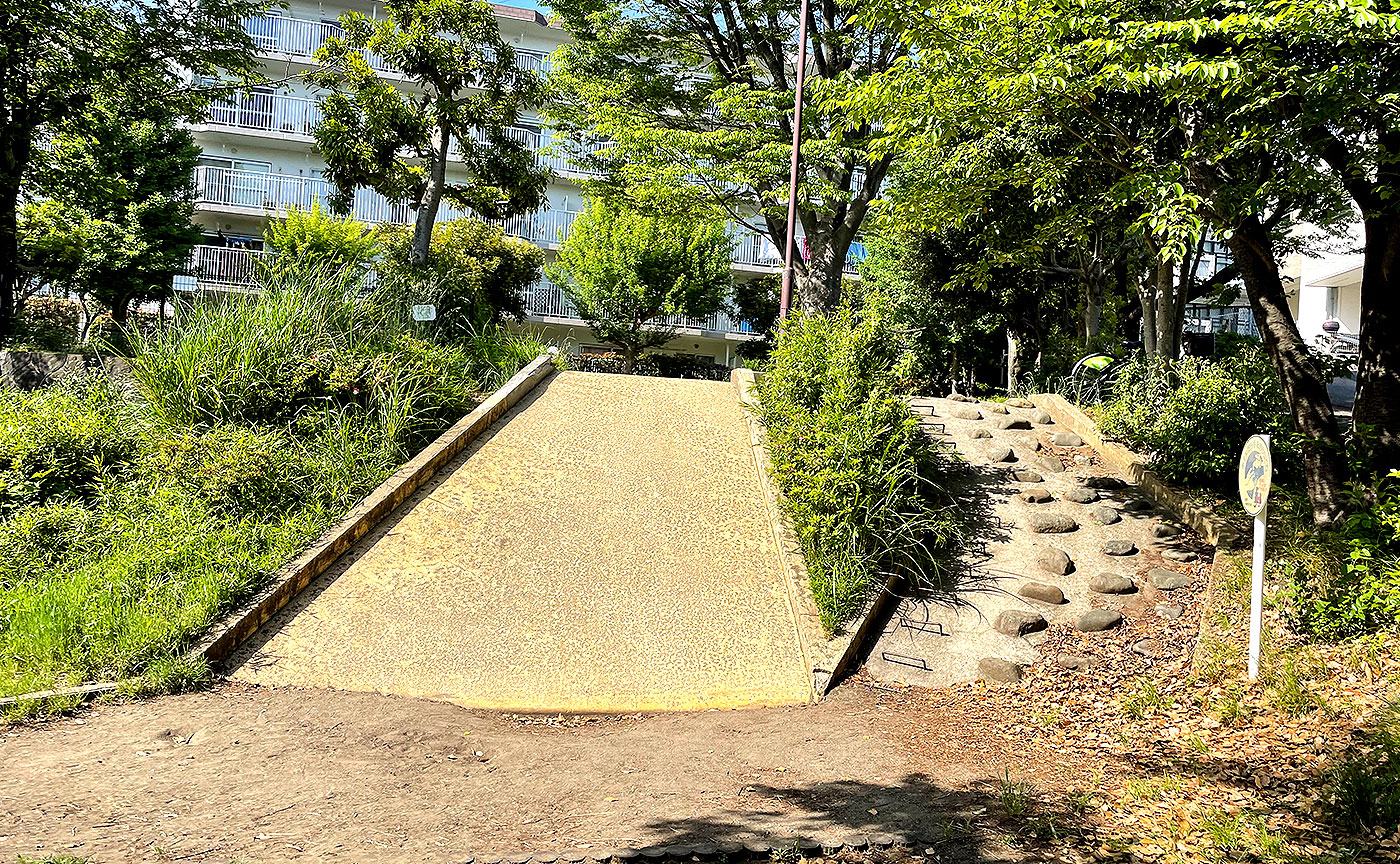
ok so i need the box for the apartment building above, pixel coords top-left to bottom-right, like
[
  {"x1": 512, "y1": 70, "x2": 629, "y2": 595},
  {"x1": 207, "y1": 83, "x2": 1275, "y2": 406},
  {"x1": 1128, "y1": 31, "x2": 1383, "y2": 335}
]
[{"x1": 184, "y1": 1, "x2": 862, "y2": 366}]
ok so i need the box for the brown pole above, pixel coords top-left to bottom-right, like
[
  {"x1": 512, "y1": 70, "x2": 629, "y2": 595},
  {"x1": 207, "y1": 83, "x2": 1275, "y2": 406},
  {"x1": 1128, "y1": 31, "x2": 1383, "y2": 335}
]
[{"x1": 779, "y1": 0, "x2": 810, "y2": 320}]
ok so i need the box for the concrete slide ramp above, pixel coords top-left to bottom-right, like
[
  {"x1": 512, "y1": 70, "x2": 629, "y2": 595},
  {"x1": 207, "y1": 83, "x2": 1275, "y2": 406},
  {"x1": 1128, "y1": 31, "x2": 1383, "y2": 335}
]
[{"x1": 228, "y1": 371, "x2": 812, "y2": 713}]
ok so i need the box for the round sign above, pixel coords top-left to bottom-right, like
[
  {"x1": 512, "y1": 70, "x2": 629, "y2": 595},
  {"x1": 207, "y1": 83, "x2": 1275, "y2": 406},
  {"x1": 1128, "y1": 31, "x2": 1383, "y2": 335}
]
[{"x1": 1238, "y1": 434, "x2": 1272, "y2": 516}]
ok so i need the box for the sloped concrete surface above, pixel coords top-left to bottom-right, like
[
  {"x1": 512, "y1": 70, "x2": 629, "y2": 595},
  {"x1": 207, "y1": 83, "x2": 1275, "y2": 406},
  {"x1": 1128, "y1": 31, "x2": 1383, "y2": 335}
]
[{"x1": 229, "y1": 371, "x2": 811, "y2": 712}]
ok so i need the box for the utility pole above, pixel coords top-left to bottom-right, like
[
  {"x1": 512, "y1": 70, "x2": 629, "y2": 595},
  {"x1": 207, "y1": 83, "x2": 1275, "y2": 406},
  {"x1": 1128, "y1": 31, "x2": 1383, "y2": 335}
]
[{"x1": 778, "y1": 0, "x2": 810, "y2": 320}]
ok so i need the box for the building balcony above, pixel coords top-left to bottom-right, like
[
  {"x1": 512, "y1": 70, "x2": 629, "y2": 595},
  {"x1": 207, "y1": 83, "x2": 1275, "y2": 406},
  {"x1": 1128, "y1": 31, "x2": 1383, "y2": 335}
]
[
  {"x1": 202, "y1": 91, "x2": 323, "y2": 138},
  {"x1": 244, "y1": 14, "x2": 550, "y2": 75},
  {"x1": 191, "y1": 166, "x2": 862, "y2": 274},
  {"x1": 182, "y1": 246, "x2": 761, "y2": 337}
]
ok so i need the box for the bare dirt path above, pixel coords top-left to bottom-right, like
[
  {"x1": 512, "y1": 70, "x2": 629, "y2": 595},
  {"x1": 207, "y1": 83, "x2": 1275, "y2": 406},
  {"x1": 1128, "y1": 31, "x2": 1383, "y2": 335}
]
[
  {"x1": 0, "y1": 682, "x2": 1037, "y2": 864},
  {"x1": 229, "y1": 370, "x2": 811, "y2": 713}
]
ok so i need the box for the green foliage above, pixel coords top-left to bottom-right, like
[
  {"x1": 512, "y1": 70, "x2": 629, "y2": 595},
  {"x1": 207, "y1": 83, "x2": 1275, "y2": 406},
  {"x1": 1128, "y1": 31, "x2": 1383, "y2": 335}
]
[
  {"x1": 1323, "y1": 702, "x2": 1400, "y2": 833},
  {"x1": 375, "y1": 218, "x2": 544, "y2": 330},
  {"x1": 546, "y1": 202, "x2": 732, "y2": 371},
  {"x1": 13, "y1": 297, "x2": 84, "y2": 352},
  {"x1": 310, "y1": 0, "x2": 548, "y2": 259},
  {"x1": 1096, "y1": 348, "x2": 1298, "y2": 488},
  {"x1": 755, "y1": 299, "x2": 962, "y2": 631},
  {"x1": 546, "y1": 0, "x2": 901, "y2": 312},
  {"x1": 263, "y1": 201, "x2": 380, "y2": 279},
  {"x1": 0, "y1": 268, "x2": 543, "y2": 708},
  {"x1": 1279, "y1": 473, "x2": 1400, "y2": 640},
  {"x1": 0, "y1": 379, "x2": 140, "y2": 511},
  {"x1": 0, "y1": 0, "x2": 262, "y2": 341}
]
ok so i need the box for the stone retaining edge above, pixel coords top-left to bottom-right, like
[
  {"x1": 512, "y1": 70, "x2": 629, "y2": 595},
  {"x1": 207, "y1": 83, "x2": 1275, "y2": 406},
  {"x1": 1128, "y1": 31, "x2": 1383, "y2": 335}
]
[
  {"x1": 731, "y1": 369, "x2": 892, "y2": 698},
  {"x1": 1029, "y1": 393, "x2": 1242, "y2": 549},
  {"x1": 192, "y1": 354, "x2": 558, "y2": 669},
  {"x1": 451, "y1": 832, "x2": 923, "y2": 864}
]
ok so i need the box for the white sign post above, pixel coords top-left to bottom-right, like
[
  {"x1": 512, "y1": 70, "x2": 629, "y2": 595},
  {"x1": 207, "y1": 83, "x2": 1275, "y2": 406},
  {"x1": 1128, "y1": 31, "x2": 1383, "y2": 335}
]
[
  {"x1": 411, "y1": 304, "x2": 437, "y2": 322},
  {"x1": 1238, "y1": 434, "x2": 1272, "y2": 681}
]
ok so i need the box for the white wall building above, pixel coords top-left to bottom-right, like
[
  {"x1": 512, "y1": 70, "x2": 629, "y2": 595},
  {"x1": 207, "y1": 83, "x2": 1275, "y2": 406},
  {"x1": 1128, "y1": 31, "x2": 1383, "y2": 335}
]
[
  {"x1": 1284, "y1": 220, "x2": 1364, "y2": 348},
  {"x1": 184, "y1": 1, "x2": 857, "y2": 366}
]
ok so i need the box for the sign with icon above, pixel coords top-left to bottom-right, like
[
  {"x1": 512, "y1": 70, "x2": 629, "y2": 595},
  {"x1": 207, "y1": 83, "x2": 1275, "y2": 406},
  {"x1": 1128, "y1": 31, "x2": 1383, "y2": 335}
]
[{"x1": 1238, "y1": 434, "x2": 1271, "y2": 681}]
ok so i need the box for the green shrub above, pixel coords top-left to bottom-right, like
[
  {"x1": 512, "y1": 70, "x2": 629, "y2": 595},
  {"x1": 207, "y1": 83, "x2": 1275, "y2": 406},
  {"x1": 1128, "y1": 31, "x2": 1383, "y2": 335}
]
[
  {"x1": 756, "y1": 298, "x2": 962, "y2": 631},
  {"x1": 1096, "y1": 347, "x2": 1298, "y2": 487},
  {"x1": 148, "y1": 426, "x2": 315, "y2": 519},
  {"x1": 1279, "y1": 472, "x2": 1400, "y2": 639},
  {"x1": 263, "y1": 200, "x2": 380, "y2": 278},
  {"x1": 0, "y1": 378, "x2": 139, "y2": 510}
]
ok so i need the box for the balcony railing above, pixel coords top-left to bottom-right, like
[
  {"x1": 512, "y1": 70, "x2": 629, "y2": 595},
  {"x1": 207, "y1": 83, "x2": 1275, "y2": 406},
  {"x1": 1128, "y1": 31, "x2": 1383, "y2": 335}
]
[
  {"x1": 182, "y1": 249, "x2": 760, "y2": 336},
  {"x1": 245, "y1": 14, "x2": 549, "y2": 75},
  {"x1": 192, "y1": 167, "x2": 860, "y2": 273},
  {"x1": 205, "y1": 91, "x2": 322, "y2": 137}
]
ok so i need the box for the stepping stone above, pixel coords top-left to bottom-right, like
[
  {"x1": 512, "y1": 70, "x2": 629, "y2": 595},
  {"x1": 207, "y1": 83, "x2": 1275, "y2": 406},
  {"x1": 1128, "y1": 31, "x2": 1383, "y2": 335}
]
[
  {"x1": 1151, "y1": 568, "x2": 1194, "y2": 591},
  {"x1": 1007, "y1": 434, "x2": 1041, "y2": 453},
  {"x1": 1035, "y1": 457, "x2": 1067, "y2": 474},
  {"x1": 985, "y1": 445, "x2": 1015, "y2": 463},
  {"x1": 949, "y1": 405, "x2": 983, "y2": 420},
  {"x1": 1037, "y1": 547, "x2": 1073, "y2": 576},
  {"x1": 1012, "y1": 470, "x2": 1044, "y2": 483},
  {"x1": 1031, "y1": 411, "x2": 1053, "y2": 424},
  {"x1": 978, "y1": 657, "x2": 1024, "y2": 683},
  {"x1": 1006, "y1": 398, "x2": 1036, "y2": 408},
  {"x1": 1162, "y1": 548, "x2": 1198, "y2": 562},
  {"x1": 1020, "y1": 581, "x2": 1066, "y2": 604},
  {"x1": 993, "y1": 416, "x2": 1033, "y2": 430},
  {"x1": 995, "y1": 609, "x2": 1047, "y2": 636},
  {"x1": 969, "y1": 428, "x2": 993, "y2": 439},
  {"x1": 983, "y1": 403, "x2": 1010, "y2": 415},
  {"x1": 1155, "y1": 603, "x2": 1184, "y2": 619},
  {"x1": 1028, "y1": 513, "x2": 1078, "y2": 534},
  {"x1": 1064, "y1": 488, "x2": 1099, "y2": 504},
  {"x1": 1084, "y1": 476, "x2": 1126, "y2": 490},
  {"x1": 1020, "y1": 488, "x2": 1053, "y2": 503},
  {"x1": 1057, "y1": 653, "x2": 1095, "y2": 671},
  {"x1": 1052, "y1": 431, "x2": 1084, "y2": 447},
  {"x1": 1076, "y1": 609, "x2": 1123, "y2": 632},
  {"x1": 1090, "y1": 505, "x2": 1121, "y2": 525},
  {"x1": 1123, "y1": 498, "x2": 1154, "y2": 512},
  {"x1": 1103, "y1": 539, "x2": 1138, "y2": 556},
  {"x1": 1089, "y1": 572, "x2": 1135, "y2": 594},
  {"x1": 947, "y1": 393, "x2": 974, "y2": 402},
  {"x1": 1152, "y1": 523, "x2": 1182, "y2": 538},
  {"x1": 1132, "y1": 638, "x2": 1164, "y2": 659}
]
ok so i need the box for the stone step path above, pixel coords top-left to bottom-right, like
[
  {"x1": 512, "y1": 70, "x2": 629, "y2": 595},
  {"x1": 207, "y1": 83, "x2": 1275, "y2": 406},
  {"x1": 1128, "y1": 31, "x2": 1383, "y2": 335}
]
[
  {"x1": 864, "y1": 394, "x2": 1211, "y2": 686},
  {"x1": 228, "y1": 371, "x2": 813, "y2": 712}
]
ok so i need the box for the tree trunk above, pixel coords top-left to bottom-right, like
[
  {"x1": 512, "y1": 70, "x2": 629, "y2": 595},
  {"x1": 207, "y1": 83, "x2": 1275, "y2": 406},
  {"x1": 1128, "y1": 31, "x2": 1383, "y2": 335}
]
[
  {"x1": 622, "y1": 342, "x2": 637, "y2": 374},
  {"x1": 1228, "y1": 216, "x2": 1350, "y2": 527},
  {"x1": 1006, "y1": 328, "x2": 1020, "y2": 392},
  {"x1": 1353, "y1": 213, "x2": 1400, "y2": 471},
  {"x1": 1083, "y1": 258, "x2": 1106, "y2": 343},
  {"x1": 795, "y1": 236, "x2": 844, "y2": 314},
  {"x1": 1153, "y1": 258, "x2": 1180, "y2": 359},
  {"x1": 1139, "y1": 270, "x2": 1158, "y2": 357},
  {"x1": 0, "y1": 176, "x2": 21, "y2": 343},
  {"x1": 411, "y1": 122, "x2": 452, "y2": 266}
]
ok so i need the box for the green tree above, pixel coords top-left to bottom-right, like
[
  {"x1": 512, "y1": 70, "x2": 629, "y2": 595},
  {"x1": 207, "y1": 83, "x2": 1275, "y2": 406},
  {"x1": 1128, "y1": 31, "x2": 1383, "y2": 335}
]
[
  {"x1": 546, "y1": 0, "x2": 905, "y2": 314},
  {"x1": 21, "y1": 104, "x2": 204, "y2": 329},
  {"x1": 545, "y1": 202, "x2": 733, "y2": 371},
  {"x1": 837, "y1": 0, "x2": 1368, "y2": 524},
  {"x1": 311, "y1": 0, "x2": 549, "y2": 267},
  {"x1": 263, "y1": 201, "x2": 380, "y2": 280},
  {"x1": 0, "y1": 0, "x2": 260, "y2": 342},
  {"x1": 375, "y1": 219, "x2": 544, "y2": 333}
]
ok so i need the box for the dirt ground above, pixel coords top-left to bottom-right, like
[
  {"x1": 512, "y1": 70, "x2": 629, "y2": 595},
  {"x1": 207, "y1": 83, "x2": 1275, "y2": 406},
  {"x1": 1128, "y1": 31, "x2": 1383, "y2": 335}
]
[{"x1": 1, "y1": 680, "x2": 1062, "y2": 864}]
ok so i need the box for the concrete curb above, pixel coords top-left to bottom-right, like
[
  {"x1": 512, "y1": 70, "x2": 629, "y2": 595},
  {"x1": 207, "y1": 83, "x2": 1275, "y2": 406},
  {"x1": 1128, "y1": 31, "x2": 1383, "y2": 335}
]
[
  {"x1": 1029, "y1": 393, "x2": 1242, "y2": 549},
  {"x1": 462, "y1": 831, "x2": 918, "y2": 864},
  {"x1": 193, "y1": 354, "x2": 558, "y2": 669},
  {"x1": 731, "y1": 369, "x2": 892, "y2": 698}
]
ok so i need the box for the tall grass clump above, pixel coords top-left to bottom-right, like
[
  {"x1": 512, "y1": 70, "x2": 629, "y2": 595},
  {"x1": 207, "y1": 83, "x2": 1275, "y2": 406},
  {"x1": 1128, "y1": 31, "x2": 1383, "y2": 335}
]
[
  {"x1": 0, "y1": 267, "x2": 545, "y2": 712},
  {"x1": 755, "y1": 297, "x2": 963, "y2": 632}
]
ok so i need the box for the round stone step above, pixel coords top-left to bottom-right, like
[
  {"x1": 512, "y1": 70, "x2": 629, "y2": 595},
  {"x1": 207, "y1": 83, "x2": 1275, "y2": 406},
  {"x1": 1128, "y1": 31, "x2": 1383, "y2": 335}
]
[
  {"x1": 1090, "y1": 505, "x2": 1122, "y2": 525},
  {"x1": 1035, "y1": 456, "x2": 1067, "y2": 474},
  {"x1": 1028, "y1": 513, "x2": 1078, "y2": 533},
  {"x1": 949, "y1": 405, "x2": 983, "y2": 420},
  {"x1": 1019, "y1": 581, "x2": 1066, "y2": 604},
  {"x1": 1103, "y1": 539, "x2": 1138, "y2": 556},
  {"x1": 1150, "y1": 568, "x2": 1194, "y2": 590},
  {"x1": 995, "y1": 609, "x2": 1048, "y2": 637},
  {"x1": 1051, "y1": 431, "x2": 1084, "y2": 447},
  {"x1": 1012, "y1": 469, "x2": 1044, "y2": 483},
  {"x1": 1076, "y1": 609, "x2": 1124, "y2": 632},
  {"x1": 1084, "y1": 476, "x2": 1126, "y2": 490},
  {"x1": 978, "y1": 657, "x2": 1025, "y2": 683},
  {"x1": 993, "y1": 416, "x2": 1033, "y2": 430},
  {"x1": 1152, "y1": 522, "x2": 1182, "y2": 538},
  {"x1": 969, "y1": 428, "x2": 993, "y2": 439},
  {"x1": 983, "y1": 403, "x2": 1010, "y2": 415},
  {"x1": 1057, "y1": 653, "x2": 1095, "y2": 671},
  {"x1": 1089, "y1": 572, "x2": 1135, "y2": 594},
  {"x1": 985, "y1": 444, "x2": 1015, "y2": 463},
  {"x1": 1037, "y1": 547, "x2": 1073, "y2": 576},
  {"x1": 1020, "y1": 488, "x2": 1053, "y2": 504},
  {"x1": 1154, "y1": 603, "x2": 1184, "y2": 619},
  {"x1": 1064, "y1": 488, "x2": 1099, "y2": 504},
  {"x1": 1031, "y1": 411, "x2": 1053, "y2": 424},
  {"x1": 1006, "y1": 398, "x2": 1036, "y2": 408}
]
